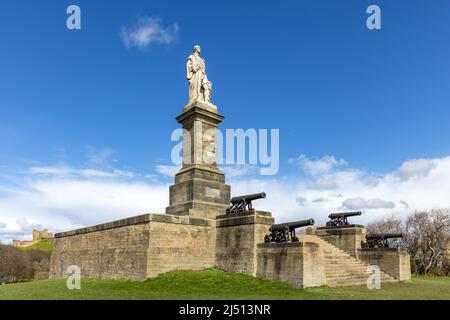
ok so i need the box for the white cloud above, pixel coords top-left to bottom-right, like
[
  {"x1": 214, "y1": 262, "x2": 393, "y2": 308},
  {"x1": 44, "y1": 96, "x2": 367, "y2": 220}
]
[
  {"x1": 399, "y1": 200, "x2": 409, "y2": 209},
  {"x1": 2, "y1": 155, "x2": 450, "y2": 244},
  {"x1": 289, "y1": 154, "x2": 347, "y2": 176},
  {"x1": 306, "y1": 178, "x2": 339, "y2": 190},
  {"x1": 221, "y1": 165, "x2": 257, "y2": 178},
  {"x1": 394, "y1": 158, "x2": 437, "y2": 181},
  {"x1": 29, "y1": 166, "x2": 135, "y2": 179},
  {"x1": 86, "y1": 146, "x2": 116, "y2": 165},
  {"x1": 296, "y1": 196, "x2": 307, "y2": 207},
  {"x1": 120, "y1": 16, "x2": 179, "y2": 49},
  {"x1": 156, "y1": 165, "x2": 180, "y2": 177},
  {"x1": 16, "y1": 218, "x2": 43, "y2": 232},
  {"x1": 227, "y1": 156, "x2": 450, "y2": 225},
  {"x1": 341, "y1": 197, "x2": 396, "y2": 210},
  {"x1": 0, "y1": 222, "x2": 6, "y2": 229},
  {"x1": 0, "y1": 164, "x2": 169, "y2": 243}
]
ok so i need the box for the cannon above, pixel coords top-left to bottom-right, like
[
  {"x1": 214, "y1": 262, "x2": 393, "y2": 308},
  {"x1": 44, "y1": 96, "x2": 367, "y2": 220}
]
[
  {"x1": 326, "y1": 211, "x2": 362, "y2": 227},
  {"x1": 264, "y1": 219, "x2": 315, "y2": 243},
  {"x1": 361, "y1": 233, "x2": 403, "y2": 249},
  {"x1": 226, "y1": 192, "x2": 266, "y2": 214}
]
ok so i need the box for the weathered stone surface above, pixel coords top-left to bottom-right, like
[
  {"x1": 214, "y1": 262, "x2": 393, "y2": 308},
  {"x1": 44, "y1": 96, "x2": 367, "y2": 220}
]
[
  {"x1": 360, "y1": 248, "x2": 411, "y2": 281},
  {"x1": 215, "y1": 211, "x2": 274, "y2": 275},
  {"x1": 50, "y1": 213, "x2": 216, "y2": 280},
  {"x1": 49, "y1": 212, "x2": 411, "y2": 287},
  {"x1": 166, "y1": 102, "x2": 231, "y2": 219},
  {"x1": 50, "y1": 222, "x2": 150, "y2": 280},
  {"x1": 257, "y1": 234, "x2": 401, "y2": 288},
  {"x1": 257, "y1": 241, "x2": 326, "y2": 288},
  {"x1": 147, "y1": 221, "x2": 216, "y2": 277},
  {"x1": 316, "y1": 225, "x2": 366, "y2": 258}
]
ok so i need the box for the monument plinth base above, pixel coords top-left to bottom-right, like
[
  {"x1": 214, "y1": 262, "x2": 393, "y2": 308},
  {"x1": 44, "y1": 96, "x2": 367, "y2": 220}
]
[
  {"x1": 166, "y1": 100, "x2": 230, "y2": 219},
  {"x1": 316, "y1": 225, "x2": 366, "y2": 258},
  {"x1": 184, "y1": 100, "x2": 218, "y2": 114},
  {"x1": 165, "y1": 166, "x2": 231, "y2": 219},
  {"x1": 256, "y1": 241, "x2": 326, "y2": 288},
  {"x1": 215, "y1": 210, "x2": 274, "y2": 276},
  {"x1": 359, "y1": 248, "x2": 411, "y2": 281}
]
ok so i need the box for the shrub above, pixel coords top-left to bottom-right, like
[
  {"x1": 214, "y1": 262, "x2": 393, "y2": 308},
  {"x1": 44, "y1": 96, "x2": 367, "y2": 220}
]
[{"x1": 0, "y1": 244, "x2": 51, "y2": 284}]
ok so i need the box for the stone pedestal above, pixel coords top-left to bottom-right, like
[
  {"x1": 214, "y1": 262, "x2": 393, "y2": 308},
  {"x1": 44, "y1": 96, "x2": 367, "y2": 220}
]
[
  {"x1": 166, "y1": 100, "x2": 231, "y2": 219},
  {"x1": 215, "y1": 210, "x2": 274, "y2": 276},
  {"x1": 316, "y1": 225, "x2": 366, "y2": 258},
  {"x1": 256, "y1": 241, "x2": 326, "y2": 288},
  {"x1": 359, "y1": 248, "x2": 411, "y2": 281}
]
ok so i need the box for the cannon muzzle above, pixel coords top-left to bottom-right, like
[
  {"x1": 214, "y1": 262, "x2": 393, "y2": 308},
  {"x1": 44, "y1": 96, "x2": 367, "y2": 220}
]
[
  {"x1": 265, "y1": 218, "x2": 315, "y2": 243},
  {"x1": 366, "y1": 233, "x2": 403, "y2": 240},
  {"x1": 362, "y1": 232, "x2": 404, "y2": 249},
  {"x1": 269, "y1": 219, "x2": 315, "y2": 232},
  {"x1": 226, "y1": 192, "x2": 266, "y2": 214},
  {"x1": 328, "y1": 211, "x2": 362, "y2": 219},
  {"x1": 230, "y1": 192, "x2": 266, "y2": 204}
]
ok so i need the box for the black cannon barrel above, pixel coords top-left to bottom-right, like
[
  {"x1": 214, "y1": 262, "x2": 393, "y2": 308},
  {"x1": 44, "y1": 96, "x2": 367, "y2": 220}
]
[
  {"x1": 366, "y1": 233, "x2": 403, "y2": 239},
  {"x1": 269, "y1": 219, "x2": 315, "y2": 232},
  {"x1": 230, "y1": 192, "x2": 266, "y2": 204},
  {"x1": 328, "y1": 211, "x2": 362, "y2": 219}
]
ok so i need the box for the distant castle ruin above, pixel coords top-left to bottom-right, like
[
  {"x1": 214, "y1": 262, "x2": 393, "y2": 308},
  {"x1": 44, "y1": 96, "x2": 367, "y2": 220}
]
[{"x1": 12, "y1": 229, "x2": 54, "y2": 248}]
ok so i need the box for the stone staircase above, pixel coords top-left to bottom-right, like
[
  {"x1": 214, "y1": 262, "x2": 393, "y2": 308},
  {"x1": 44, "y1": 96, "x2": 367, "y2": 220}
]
[{"x1": 301, "y1": 235, "x2": 397, "y2": 286}]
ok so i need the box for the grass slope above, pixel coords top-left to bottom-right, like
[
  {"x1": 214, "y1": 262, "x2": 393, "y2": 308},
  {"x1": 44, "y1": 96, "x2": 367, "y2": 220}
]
[
  {"x1": 0, "y1": 269, "x2": 449, "y2": 300},
  {"x1": 18, "y1": 240, "x2": 54, "y2": 252}
]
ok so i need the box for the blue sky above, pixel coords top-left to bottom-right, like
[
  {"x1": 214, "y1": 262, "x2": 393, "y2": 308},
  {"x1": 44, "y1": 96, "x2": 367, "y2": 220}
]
[{"x1": 1, "y1": 0, "x2": 450, "y2": 241}]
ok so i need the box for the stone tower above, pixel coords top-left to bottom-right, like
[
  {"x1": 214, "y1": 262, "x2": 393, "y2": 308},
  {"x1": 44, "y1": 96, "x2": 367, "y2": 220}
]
[{"x1": 165, "y1": 46, "x2": 231, "y2": 219}]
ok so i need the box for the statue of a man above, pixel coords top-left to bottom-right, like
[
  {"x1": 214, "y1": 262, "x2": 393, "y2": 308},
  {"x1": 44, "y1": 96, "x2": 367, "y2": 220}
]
[{"x1": 186, "y1": 45, "x2": 212, "y2": 104}]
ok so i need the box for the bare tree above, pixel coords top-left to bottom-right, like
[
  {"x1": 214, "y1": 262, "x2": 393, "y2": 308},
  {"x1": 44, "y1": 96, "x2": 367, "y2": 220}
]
[
  {"x1": 0, "y1": 244, "x2": 51, "y2": 283},
  {"x1": 366, "y1": 215, "x2": 405, "y2": 248},
  {"x1": 0, "y1": 244, "x2": 33, "y2": 283},
  {"x1": 405, "y1": 209, "x2": 450, "y2": 275},
  {"x1": 366, "y1": 210, "x2": 450, "y2": 275},
  {"x1": 366, "y1": 215, "x2": 404, "y2": 234}
]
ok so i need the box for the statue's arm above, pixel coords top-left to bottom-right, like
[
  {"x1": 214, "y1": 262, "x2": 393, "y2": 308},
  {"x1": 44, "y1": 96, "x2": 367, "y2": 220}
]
[{"x1": 186, "y1": 58, "x2": 194, "y2": 80}]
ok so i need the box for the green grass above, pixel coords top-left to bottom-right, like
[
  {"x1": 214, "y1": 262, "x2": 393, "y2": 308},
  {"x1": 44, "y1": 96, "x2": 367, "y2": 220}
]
[
  {"x1": 0, "y1": 269, "x2": 449, "y2": 300},
  {"x1": 18, "y1": 240, "x2": 54, "y2": 252}
]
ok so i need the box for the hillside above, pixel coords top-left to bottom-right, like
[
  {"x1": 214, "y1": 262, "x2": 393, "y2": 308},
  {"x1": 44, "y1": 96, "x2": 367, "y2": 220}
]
[
  {"x1": 0, "y1": 269, "x2": 449, "y2": 300},
  {"x1": 18, "y1": 240, "x2": 54, "y2": 252}
]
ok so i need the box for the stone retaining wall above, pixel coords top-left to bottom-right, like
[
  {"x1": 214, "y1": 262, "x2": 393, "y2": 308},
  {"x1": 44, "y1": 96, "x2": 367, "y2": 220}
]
[{"x1": 359, "y1": 248, "x2": 411, "y2": 280}]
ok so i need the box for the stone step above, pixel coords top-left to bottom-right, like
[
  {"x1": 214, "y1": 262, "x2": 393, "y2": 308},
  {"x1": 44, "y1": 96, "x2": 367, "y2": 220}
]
[{"x1": 299, "y1": 234, "x2": 398, "y2": 286}]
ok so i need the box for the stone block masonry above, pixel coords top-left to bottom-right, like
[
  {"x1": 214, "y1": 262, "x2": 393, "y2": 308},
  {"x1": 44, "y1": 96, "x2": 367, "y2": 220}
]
[
  {"x1": 50, "y1": 214, "x2": 216, "y2": 280},
  {"x1": 316, "y1": 225, "x2": 366, "y2": 259},
  {"x1": 360, "y1": 248, "x2": 411, "y2": 281},
  {"x1": 257, "y1": 241, "x2": 326, "y2": 288},
  {"x1": 49, "y1": 212, "x2": 411, "y2": 287},
  {"x1": 215, "y1": 211, "x2": 274, "y2": 275},
  {"x1": 50, "y1": 211, "x2": 275, "y2": 280},
  {"x1": 147, "y1": 218, "x2": 216, "y2": 278}
]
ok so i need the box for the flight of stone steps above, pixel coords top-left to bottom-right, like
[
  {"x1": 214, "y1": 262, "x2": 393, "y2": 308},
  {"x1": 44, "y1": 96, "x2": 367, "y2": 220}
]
[{"x1": 301, "y1": 235, "x2": 397, "y2": 287}]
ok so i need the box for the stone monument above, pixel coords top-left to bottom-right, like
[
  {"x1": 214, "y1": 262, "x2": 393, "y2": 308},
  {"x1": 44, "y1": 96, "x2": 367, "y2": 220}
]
[
  {"x1": 166, "y1": 45, "x2": 231, "y2": 219},
  {"x1": 49, "y1": 46, "x2": 410, "y2": 289}
]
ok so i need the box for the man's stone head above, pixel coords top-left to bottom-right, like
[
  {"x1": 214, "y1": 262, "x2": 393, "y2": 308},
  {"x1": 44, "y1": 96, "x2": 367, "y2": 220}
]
[{"x1": 193, "y1": 45, "x2": 201, "y2": 54}]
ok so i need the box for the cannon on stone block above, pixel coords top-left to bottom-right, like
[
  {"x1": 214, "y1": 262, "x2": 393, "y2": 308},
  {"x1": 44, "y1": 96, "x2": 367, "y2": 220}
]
[
  {"x1": 361, "y1": 233, "x2": 404, "y2": 249},
  {"x1": 264, "y1": 219, "x2": 315, "y2": 243},
  {"x1": 226, "y1": 192, "x2": 266, "y2": 214},
  {"x1": 325, "y1": 211, "x2": 362, "y2": 227}
]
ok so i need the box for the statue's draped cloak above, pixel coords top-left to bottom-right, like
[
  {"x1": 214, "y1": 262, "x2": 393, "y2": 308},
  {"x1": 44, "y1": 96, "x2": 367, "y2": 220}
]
[{"x1": 187, "y1": 53, "x2": 209, "y2": 103}]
